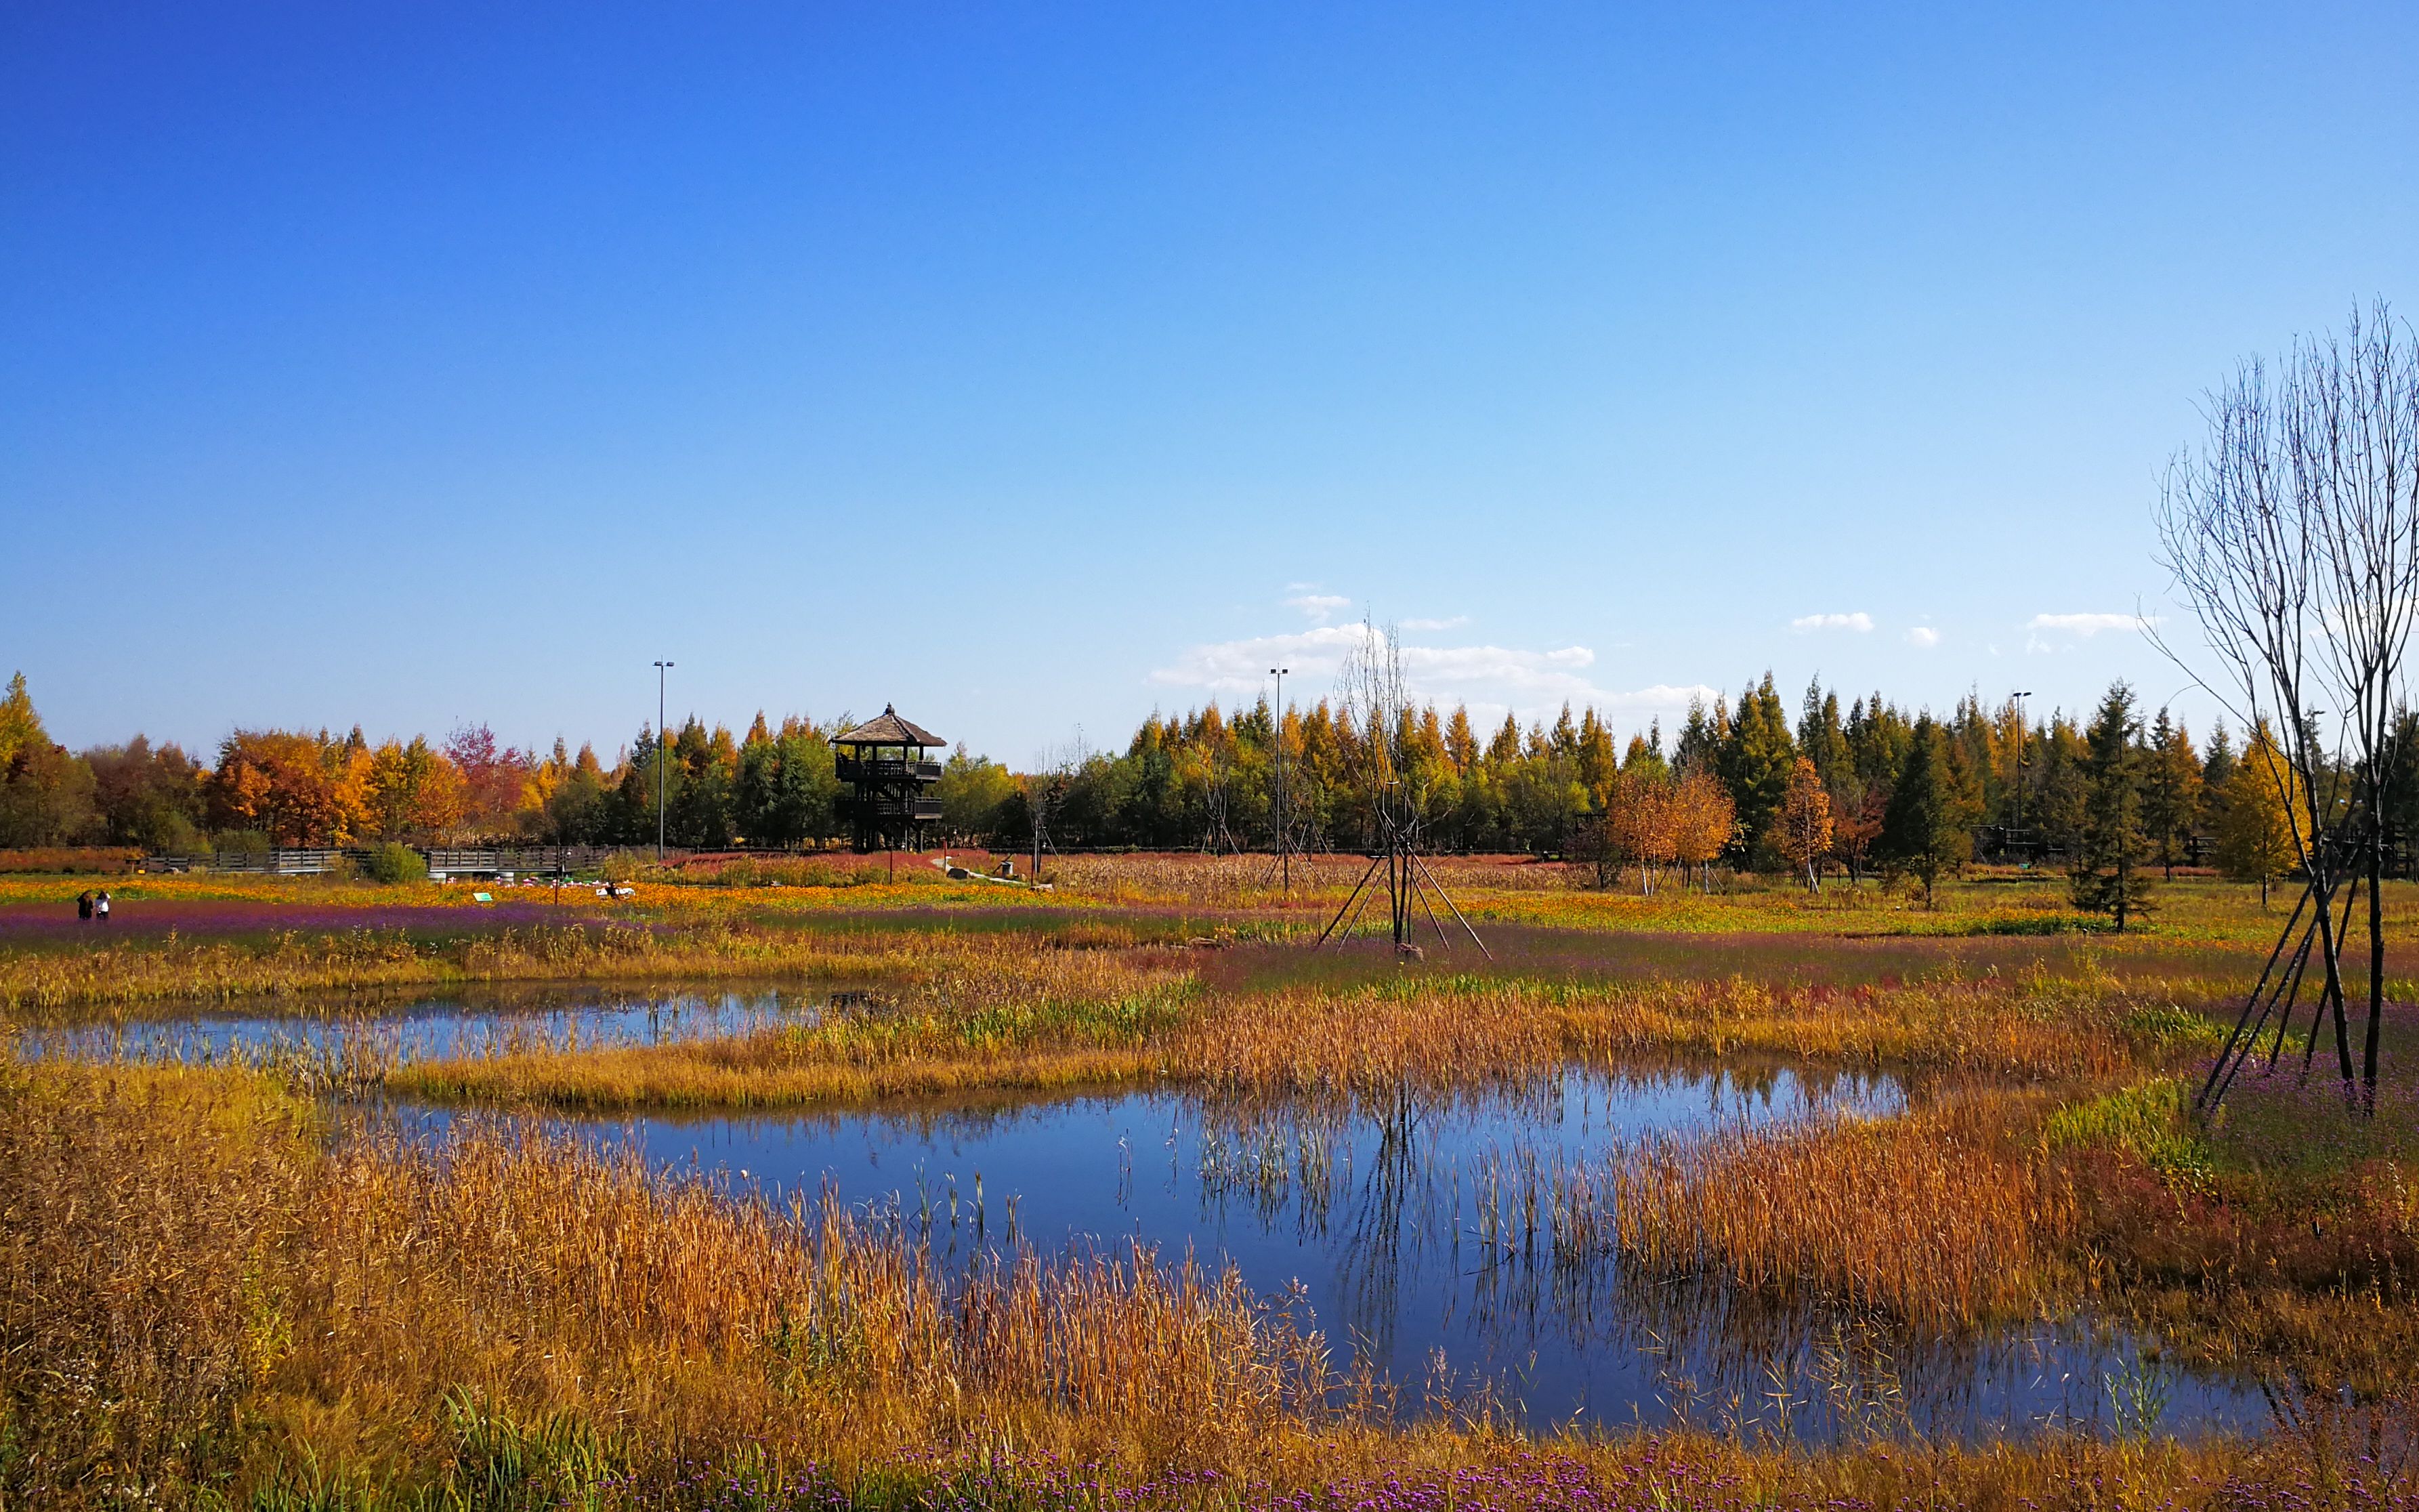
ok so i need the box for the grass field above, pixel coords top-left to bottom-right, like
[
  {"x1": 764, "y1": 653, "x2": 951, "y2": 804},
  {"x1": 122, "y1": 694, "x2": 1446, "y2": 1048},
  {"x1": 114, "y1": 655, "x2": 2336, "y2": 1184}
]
[{"x1": 4, "y1": 857, "x2": 2417, "y2": 1508}]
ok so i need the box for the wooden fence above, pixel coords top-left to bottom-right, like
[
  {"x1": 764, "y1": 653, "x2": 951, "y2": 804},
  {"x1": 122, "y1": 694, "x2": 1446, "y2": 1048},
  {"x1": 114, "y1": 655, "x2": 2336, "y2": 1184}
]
[{"x1": 140, "y1": 845, "x2": 640, "y2": 877}]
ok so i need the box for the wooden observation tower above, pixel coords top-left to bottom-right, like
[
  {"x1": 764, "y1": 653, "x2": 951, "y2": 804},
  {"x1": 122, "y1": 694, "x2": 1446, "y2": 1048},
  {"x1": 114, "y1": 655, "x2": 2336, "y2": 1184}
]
[{"x1": 833, "y1": 705, "x2": 944, "y2": 853}]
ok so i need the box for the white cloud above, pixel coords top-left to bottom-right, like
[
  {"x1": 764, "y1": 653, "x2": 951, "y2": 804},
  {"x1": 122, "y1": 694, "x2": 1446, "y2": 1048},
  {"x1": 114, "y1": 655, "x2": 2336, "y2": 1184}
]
[
  {"x1": 1904, "y1": 626, "x2": 1941, "y2": 648},
  {"x1": 1149, "y1": 625, "x2": 1706, "y2": 734},
  {"x1": 1284, "y1": 593, "x2": 1352, "y2": 623},
  {"x1": 1790, "y1": 612, "x2": 1874, "y2": 634},
  {"x1": 2027, "y1": 612, "x2": 2155, "y2": 637}
]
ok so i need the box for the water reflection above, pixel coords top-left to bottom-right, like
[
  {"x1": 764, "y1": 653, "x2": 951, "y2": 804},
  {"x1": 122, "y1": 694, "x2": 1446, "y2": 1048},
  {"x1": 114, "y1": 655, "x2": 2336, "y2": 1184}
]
[
  {"x1": 25, "y1": 992, "x2": 2270, "y2": 1442},
  {"x1": 14, "y1": 984, "x2": 850, "y2": 1066},
  {"x1": 394, "y1": 1064, "x2": 2265, "y2": 1444}
]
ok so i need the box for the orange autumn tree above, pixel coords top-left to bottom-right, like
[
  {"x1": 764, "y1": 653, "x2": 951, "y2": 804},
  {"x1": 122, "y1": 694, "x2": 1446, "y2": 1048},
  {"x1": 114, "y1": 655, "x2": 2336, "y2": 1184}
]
[
  {"x1": 362, "y1": 736, "x2": 466, "y2": 841},
  {"x1": 207, "y1": 730, "x2": 367, "y2": 845},
  {"x1": 1609, "y1": 768, "x2": 1677, "y2": 894},
  {"x1": 1829, "y1": 789, "x2": 1885, "y2": 885},
  {"x1": 1773, "y1": 756, "x2": 1834, "y2": 891},
  {"x1": 1668, "y1": 769, "x2": 1736, "y2": 893}
]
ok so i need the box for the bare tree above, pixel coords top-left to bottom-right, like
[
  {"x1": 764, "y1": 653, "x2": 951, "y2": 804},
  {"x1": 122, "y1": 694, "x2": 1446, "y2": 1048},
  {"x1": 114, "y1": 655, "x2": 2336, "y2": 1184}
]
[
  {"x1": 2156, "y1": 301, "x2": 2419, "y2": 1110},
  {"x1": 2300, "y1": 305, "x2": 2419, "y2": 1108},
  {"x1": 1316, "y1": 618, "x2": 1487, "y2": 957},
  {"x1": 1338, "y1": 617, "x2": 1415, "y2": 836},
  {"x1": 1199, "y1": 738, "x2": 1244, "y2": 855},
  {"x1": 1023, "y1": 731, "x2": 1087, "y2": 881}
]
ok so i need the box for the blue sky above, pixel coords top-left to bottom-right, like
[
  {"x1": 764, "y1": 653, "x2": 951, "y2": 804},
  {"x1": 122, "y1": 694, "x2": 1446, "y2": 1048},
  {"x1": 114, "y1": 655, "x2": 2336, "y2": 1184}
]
[{"x1": 5, "y1": 3, "x2": 2414, "y2": 764}]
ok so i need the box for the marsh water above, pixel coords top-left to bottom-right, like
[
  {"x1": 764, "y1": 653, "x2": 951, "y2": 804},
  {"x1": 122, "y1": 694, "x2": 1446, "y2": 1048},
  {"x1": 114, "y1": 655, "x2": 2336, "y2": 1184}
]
[
  {"x1": 26, "y1": 986, "x2": 2271, "y2": 1444},
  {"x1": 14, "y1": 984, "x2": 846, "y2": 1064}
]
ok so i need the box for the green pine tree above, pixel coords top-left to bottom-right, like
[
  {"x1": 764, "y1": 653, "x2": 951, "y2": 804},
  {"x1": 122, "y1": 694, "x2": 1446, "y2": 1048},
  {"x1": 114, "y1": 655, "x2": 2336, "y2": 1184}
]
[
  {"x1": 2141, "y1": 708, "x2": 2202, "y2": 879},
  {"x1": 1876, "y1": 715, "x2": 1971, "y2": 906},
  {"x1": 2070, "y1": 682, "x2": 2155, "y2": 931},
  {"x1": 1719, "y1": 673, "x2": 1797, "y2": 869}
]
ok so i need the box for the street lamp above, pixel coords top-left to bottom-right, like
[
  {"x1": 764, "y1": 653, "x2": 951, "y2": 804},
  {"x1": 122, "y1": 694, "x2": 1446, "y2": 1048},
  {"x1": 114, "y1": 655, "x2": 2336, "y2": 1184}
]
[
  {"x1": 654, "y1": 660, "x2": 675, "y2": 862},
  {"x1": 1269, "y1": 667, "x2": 1290, "y2": 894}
]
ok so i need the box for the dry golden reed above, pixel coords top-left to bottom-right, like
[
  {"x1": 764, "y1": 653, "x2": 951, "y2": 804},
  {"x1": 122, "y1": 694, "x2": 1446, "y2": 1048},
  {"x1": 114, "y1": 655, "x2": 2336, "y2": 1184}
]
[
  {"x1": 0, "y1": 1055, "x2": 1332, "y2": 1509},
  {"x1": 9, "y1": 1055, "x2": 2410, "y2": 1511},
  {"x1": 383, "y1": 963, "x2": 2150, "y2": 1116},
  {"x1": 0, "y1": 915, "x2": 1133, "y2": 1013},
  {"x1": 1599, "y1": 1095, "x2": 2072, "y2": 1329},
  {"x1": 391, "y1": 947, "x2": 1192, "y2": 1110}
]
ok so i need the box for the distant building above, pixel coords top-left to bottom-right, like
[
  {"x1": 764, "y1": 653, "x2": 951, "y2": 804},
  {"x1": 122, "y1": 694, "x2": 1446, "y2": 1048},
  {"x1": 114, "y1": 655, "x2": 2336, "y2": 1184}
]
[{"x1": 833, "y1": 705, "x2": 944, "y2": 852}]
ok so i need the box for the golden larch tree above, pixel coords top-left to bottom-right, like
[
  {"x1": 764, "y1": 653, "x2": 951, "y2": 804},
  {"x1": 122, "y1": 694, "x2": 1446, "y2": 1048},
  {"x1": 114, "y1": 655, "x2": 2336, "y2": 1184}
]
[
  {"x1": 2217, "y1": 719, "x2": 2300, "y2": 908},
  {"x1": 1670, "y1": 770, "x2": 1736, "y2": 893},
  {"x1": 1773, "y1": 756, "x2": 1834, "y2": 891}
]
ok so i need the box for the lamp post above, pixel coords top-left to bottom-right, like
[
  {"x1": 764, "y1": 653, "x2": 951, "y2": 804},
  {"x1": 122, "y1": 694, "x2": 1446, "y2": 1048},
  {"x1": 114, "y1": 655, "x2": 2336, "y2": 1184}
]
[
  {"x1": 1269, "y1": 667, "x2": 1290, "y2": 894},
  {"x1": 654, "y1": 660, "x2": 675, "y2": 862},
  {"x1": 2012, "y1": 690, "x2": 2033, "y2": 859}
]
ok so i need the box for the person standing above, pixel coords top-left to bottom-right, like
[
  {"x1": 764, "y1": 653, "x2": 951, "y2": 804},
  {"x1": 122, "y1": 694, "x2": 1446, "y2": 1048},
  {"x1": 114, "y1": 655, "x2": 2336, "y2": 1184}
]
[
  {"x1": 76, "y1": 890, "x2": 93, "y2": 921},
  {"x1": 94, "y1": 889, "x2": 110, "y2": 923}
]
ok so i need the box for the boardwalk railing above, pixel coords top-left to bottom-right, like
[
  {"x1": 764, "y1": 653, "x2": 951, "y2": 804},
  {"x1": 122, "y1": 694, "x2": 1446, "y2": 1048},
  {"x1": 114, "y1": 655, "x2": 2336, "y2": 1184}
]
[
  {"x1": 140, "y1": 845, "x2": 635, "y2": 877},
  {"x1": 421, "y1": 847, "x2": 625, "y2": 877},
  {"x1": 141, "y1": 849, "x2": 349, "y2": 875}
]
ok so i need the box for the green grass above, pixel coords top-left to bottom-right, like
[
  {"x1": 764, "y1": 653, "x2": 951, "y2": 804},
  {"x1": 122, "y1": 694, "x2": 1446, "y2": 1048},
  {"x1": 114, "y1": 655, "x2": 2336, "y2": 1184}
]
[{"x1": 2043, "y1": 1075, "x2": 2215, "y2": 1184}]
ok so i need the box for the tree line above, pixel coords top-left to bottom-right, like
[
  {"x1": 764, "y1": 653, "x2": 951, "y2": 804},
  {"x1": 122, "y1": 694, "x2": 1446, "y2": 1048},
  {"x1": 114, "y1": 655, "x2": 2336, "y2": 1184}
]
[
  {"x1": 0, "y1": 675, "x2": 1017, "y2": 856},
  {"x1": 0, "y1": 667, "x2": 2361, "y2": 910}
]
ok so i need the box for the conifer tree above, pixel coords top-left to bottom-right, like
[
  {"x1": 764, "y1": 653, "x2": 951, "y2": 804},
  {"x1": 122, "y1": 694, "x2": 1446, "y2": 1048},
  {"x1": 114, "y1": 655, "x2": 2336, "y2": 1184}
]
[
  {"x1": 0, "y1": 672, "x2": 98, "y2": 847},
  {"x1": 0, "y1": 672, "x2": 41, "y2": 770},
  {"x1": 2218, "y1": 719, "x2": 2299, "y2": 908},
  {"x1": 1844, "y1": 694, "x2": 1912, "y2": 798},
  {"x1": 2383, "y1": 708, "x2": 2419, "y2": 883},
  {"x1": 2030, "y1": 716, "x2": 2090, "y2": 858},
  {"x1": 1444, "y1": 705, "x2": 1479, "y2": 772},
  {"x1": 2070, "y1": 682, "x2": 2154, "y2": 931},
  {"x1": 2141, "y1": 708, "x2": 2203, "y2": 879},
  {"x1": 1486, "y1": 713, "x2": 1522, "y2": 765},
  {"x1": 1796, "y1": 679, "x2": 1851, "y2": 790},
  {"x1": 1621, "y1": 731, "x2": 1668, "y2": 783},
  {"x1": 1719, "y1": 673, "x2": 1796, "y2": 869},
  {"x1": 1575, "y1": 708, "x2": 1619, "y2": 805},
  {"x1": 1673, "y1": 698, "x2": 1721, "y2": 776},
  {"x1": 1876, "y1": 715, "x2": 1970, "y2": 906},
  {"x1": 2198, "y1": 721, "x2": 2236, "y2": 841}
]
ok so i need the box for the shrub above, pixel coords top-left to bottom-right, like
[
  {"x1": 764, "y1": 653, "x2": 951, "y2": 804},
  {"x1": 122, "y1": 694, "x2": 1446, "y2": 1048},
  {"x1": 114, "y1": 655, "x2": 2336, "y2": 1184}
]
[
  {"x1": 0, "y1": 847, "x2": 142, "y2": 875},
  {"x1": 364, "y1": 843, "x2": 429, "y2": 885}
]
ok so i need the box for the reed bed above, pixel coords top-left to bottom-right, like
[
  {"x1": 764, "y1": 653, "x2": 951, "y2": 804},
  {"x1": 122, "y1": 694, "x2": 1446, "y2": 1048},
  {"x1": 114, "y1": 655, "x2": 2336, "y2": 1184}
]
[
  {"x1": 0, "y1": 1060, "x2": 317, "y2": 1506},
  {"x1": 1547, "y1": 970, "x2": 2149, "y2": 1078},
  {"x1": 390, "y1": 948, "x2": 1194, "y2": 1110},
  {"x1": 395, "y1": 1038, "x2": 1158, "y2": 1110},
  {"x1": 1167, "y1": 970, "x2": 2145, "y2": 1104},
  {"x1": 13, "y1": 1054, "x2": 2418, "y2": 1510},
  {"x1": 0, "y1": 1055, "x2": 1337, "y2": 1509},
  {"x1": 377, "y1": 961, "x2": 2166, "y2": 1116},
  {"x1": 0, "y1": 917, "x2": 1070, "y2": 1012},
  {"x1": 1034, "y1": 852, "x2": 1353, "y2": 910},
  {"x1": 1166, "y1": 982, "x2": 1565, "y2": 1103},
  {"x1": 1592, "y1": 1096, "x2": 2073, "y2": 1330},
  {"x1": 321, "y1": 1118, "x2": 1334, "y2": 1463}
]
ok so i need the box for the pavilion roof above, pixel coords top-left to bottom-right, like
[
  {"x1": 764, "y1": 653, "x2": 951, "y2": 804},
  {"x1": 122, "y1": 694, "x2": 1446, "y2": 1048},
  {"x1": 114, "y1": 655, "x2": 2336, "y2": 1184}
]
[{"x1": 833, "y1": 705, "x2": 943, "y2": 747}]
